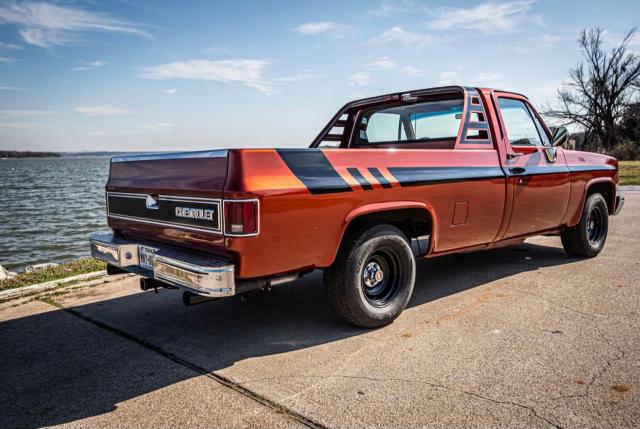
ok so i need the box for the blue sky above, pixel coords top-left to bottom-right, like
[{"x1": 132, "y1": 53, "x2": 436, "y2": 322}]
[{"x1": 0, "y1": 0, "x2": 638, "y2": 152}]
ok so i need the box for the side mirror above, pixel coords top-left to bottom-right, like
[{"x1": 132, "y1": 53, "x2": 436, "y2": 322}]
[{"x1": 552, "y1": 126, "x2": 568, "y2": 147}]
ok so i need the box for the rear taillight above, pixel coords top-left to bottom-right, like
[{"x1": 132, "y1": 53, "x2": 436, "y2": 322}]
[{"x1": 224, "y1": 200, "x2": 259, "y2": 236}]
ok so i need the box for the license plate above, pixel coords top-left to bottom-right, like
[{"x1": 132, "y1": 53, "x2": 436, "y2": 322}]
[{"x1": 139, "y1": 245, "x2": 158, "y2": 271}]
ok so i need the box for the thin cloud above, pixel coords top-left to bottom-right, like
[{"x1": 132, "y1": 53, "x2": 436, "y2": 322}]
[
  {"x1": 141, "y1": 122, "x2": 173, "y2": 130},
  {"x1": 163, "y1": 88, "x2": 176, "y2": 94},
  {"x1": 368, "y1": 0, "x2": 415, "y2": 17},
  {"x1": 0, "y1": 122, "x2": 32, "y2": 128},
  {"x1": 141, "y1": 59, "x2": 273, "y2": 94},
  {"x1": 513, "y1": 33, "x2": 562, "y2": 53},
  {"x1": 370, "y1": 26, "x2": 434, "y2": 46},
  {"x1": 293, "y1": 21, "x2": 349, "y2": 39},
  {"x1": 273, "y1": 69, "x2": 319, "y2": 82},
  {"x1": 294, "y1": 21, "x2": 337, "y2": 35},
  {"x1": 0, "y1": 56, "x2": 13, "y2": 62},
  {"x1": 402, "y1": 66, "x2": 424, "y2": 77},
  {"x1": 427, "y1": 1, "x2": 539, "y2": 33},
  {"x1": 71, "y1": 60, "x2": 106, "y2": 71},
  {"x1": 601, "y1": 29, "x2": 640, "y2": 53},
  {"x1": 0, "y1": 109, "x2": 54, "y2": 118},
  {"x1": 349, "y1": 72, "x2": 370, "y2": 86},
  {"x1": 74, "y1": 105, "x2": 133, "y2": 117},
  {"x1": 365, "y1": 56, "x2": 395, "y2": 70},
  {"x1": 439, "y1": 70, "x2": 460, "y2": 86},
  {"x1": 439, "y1": 69, "x2": 510, "y2": 88},
  {"x1": 0, "y1": 41, "x2": 21, "y2": 49},
  {"x1": 0, "y1": 109, "x2": 52, "y2": 128},
  {"x1": 0, "y1": 1, "x2": 149, "y2": 48},
  {"x1": 0, "y1": 85, "x2": 21, "y2": 90}
]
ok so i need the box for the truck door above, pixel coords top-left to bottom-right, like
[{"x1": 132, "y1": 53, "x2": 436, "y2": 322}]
[{"x1": 493, "y1": 94, "x2": 571, "y2": 238}]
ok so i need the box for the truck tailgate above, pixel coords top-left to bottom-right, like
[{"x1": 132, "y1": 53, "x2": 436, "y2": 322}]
[{"x1": 105, "y1": 150, "x2": 228, "y2": 250}]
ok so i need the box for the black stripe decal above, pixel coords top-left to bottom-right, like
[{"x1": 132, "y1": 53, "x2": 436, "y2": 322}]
[
  {"x1": 277, "y1": 149, "x2": 352, "y2": 194},
  {"x1": 387, "y1": 167, "x2": 505, "y2": 187},
  {"x1": 347, "y1": 167, "x2": 373, "y2": 190},
  {"x1": 505, "y1": 164, "x2": 617, "y2": 177},
  {"x1": 368, "y1": 167, "x2": 393, "y2": 188},
  {"x1": 506, "y1": 165, "x2": 570, "y2": 177}
]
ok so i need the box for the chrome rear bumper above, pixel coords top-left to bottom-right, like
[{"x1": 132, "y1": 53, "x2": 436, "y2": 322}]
[
  {"x1": 89, "y1": 232, "x2": 234, "y2": 297},
  {"x1": 613, "y1": 195, "x2": 625, "y2": 216}
]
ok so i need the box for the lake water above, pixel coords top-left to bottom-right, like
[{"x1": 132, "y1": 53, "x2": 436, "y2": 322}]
[{"x1": 0, "y1": 157, "x2": 111, "y2": 271}]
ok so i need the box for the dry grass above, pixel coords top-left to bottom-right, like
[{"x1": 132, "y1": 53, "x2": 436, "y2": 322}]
[
  {"x1": 0, "y1": 258, "x2": 106, "y2": 291},
  {"x1": 619, "y1": 161, "x2": 640, "y2": 186}
]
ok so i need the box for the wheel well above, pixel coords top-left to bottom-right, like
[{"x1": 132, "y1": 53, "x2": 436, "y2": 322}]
[
  {"x1": 342, "y1": 208, "x2": 432, "y2": 256},
  {"x1": 586, "y1": 182, "x2": 615, "y2": 214}
]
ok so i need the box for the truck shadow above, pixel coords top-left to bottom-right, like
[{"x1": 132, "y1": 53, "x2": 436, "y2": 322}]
[{"x1": 0, "y1": 241, "x2": 577, "y2": 428}]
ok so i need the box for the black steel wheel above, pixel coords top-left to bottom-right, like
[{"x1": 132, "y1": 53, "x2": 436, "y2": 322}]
[
  {"x1": 561, "y1": 193, "x2": 609, "y2": 258},
  {"x1": 586, "y1": 204, "x2": 606, "y2": 247},
  {"x1": 324, "y1": 224, "x2": 416, "y2": 328},
  {"x1": 361, "y1": 249, "x2": 403, "y2": 307}
]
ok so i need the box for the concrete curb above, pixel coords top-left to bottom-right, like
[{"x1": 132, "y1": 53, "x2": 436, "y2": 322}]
[
  {"x1": 620, "y1": 185, "x2": 640, "y2": 192},
  {"x1": 0, "y1": 270, "x2": 123, "y2": 302}
]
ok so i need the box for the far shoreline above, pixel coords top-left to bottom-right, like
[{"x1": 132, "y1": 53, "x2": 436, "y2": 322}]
[{"x1": 1, "y1": 150, "x2": 60, "y2": 159}]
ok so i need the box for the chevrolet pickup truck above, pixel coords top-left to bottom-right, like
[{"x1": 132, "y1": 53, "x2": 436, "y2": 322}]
[{"x1": 90, "y1": 85, "x2": 624, "y2": 327}]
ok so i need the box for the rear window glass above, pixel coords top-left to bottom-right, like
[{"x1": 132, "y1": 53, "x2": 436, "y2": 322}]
[{"x1": 358, "y1": 99, "x2": 463, "y2": 145}]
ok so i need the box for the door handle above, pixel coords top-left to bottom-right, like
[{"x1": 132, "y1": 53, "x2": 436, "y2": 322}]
[
  {"x1": 509, "y1": 167, "x2": 526, "y2": 175},
  {"x1": 506, "y1": 152, "x2": 523, "y2": 160}
]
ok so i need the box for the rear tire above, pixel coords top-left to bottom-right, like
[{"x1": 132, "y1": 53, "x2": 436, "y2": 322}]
[
  {"x1": 561, "y1": 193, "x2": 609, "y2": 258},
  {"x1": 324, "y1": 224, "x2": 416, "y2": 328}
]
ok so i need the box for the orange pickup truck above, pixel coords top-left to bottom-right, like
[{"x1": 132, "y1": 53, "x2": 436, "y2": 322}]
[{"x1": 90, "y1": 85, "x2": 624, "y2": 327}]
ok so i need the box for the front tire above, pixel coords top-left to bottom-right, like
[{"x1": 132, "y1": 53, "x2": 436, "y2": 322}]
[
  {"x1": 561, "y1": 193, "x2": 609, "y2": 258},
  {"x1": 324, "y1": 224, "x2": 416, "y2": 328}
]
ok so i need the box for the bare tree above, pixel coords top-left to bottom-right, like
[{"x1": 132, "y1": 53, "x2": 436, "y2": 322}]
[{"x1": 544, "y1": 28, "x2": 640, "y2": 151}]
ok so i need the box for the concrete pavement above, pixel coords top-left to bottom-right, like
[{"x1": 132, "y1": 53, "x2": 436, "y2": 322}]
[{"x1": 1, "y1": 192, "x2": 638, "y2": 428}]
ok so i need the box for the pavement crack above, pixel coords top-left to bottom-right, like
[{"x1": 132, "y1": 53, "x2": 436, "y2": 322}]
[
  {"x1": 512, "y1": 288, "x2": 602, "y2": 319},
  {"x1": 240, "y1": 374, "x2": 564, "y2": 429},
  {"x1": 38, "y1": 297, "x2": 329, "y2": 429}
]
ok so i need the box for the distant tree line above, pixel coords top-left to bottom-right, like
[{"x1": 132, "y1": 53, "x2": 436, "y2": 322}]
[
  {"x1": 0, "y1": 151, "x2": 60, "y2": 158},
  {"x1": 543, "y1": 28, "x2": 640, "y2": 160}
]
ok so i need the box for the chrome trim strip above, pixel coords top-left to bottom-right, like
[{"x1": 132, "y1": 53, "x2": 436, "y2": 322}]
[
  {"x1": 108, "y1": 192, "x2": 147, "y2": 199},
  {"x1": 111, "y1": 149, "x2": 228, "y2": 163},
  {"x1": 222, "y1": 198, "x2": 261, "y2": 237},
  {"x1": 108, "y1": 213, "x2": 223, "y2": 234},
  {"x1": 106, "y1": 192, "x2": 223, "y2": 234},
  {"x1": 567, "y1": 165, "x2": 617, "y2": 173},
  {"x1": 154, "y1": 254, "x2": 233, "y2": 274},
  {"x1": 613, "y1": 195, "x2": 625, "y2": 216},
  {"x1": 159, "y1": 195, "x2": 221, "y2": 203}
]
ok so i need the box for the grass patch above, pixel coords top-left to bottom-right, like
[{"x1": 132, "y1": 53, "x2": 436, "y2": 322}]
[
  {"x1": 0, "y1": 258, "x2": 106, "y2": 291},
  {"x1": 619, "y1": 161, "x2": 640, "y2": 186}
]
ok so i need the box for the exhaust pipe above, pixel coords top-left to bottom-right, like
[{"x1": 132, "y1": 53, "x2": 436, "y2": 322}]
[
  {"x1": 140, "y1": 277, "x2": 177, "y2": 292},
  {"x1": 106, "y1": 264, "x2": 127, "y2": 275},
  {"x1": 182, "y1": 272, "x2": 302, "y2": 307},
  {"x1": 182, "y1": 291, "x2": 218, "y2": 306}
]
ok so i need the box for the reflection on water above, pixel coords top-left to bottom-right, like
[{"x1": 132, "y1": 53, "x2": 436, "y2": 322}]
[{"x1": 0, "y1": 157, "x2": 110, "y2": 270}]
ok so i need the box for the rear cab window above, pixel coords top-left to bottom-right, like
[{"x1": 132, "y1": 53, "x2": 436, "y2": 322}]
[{"x1": 354, "y1": 98, "x2": 464, "y2": 150}]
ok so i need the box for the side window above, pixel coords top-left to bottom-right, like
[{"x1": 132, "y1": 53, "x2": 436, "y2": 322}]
[
  {"x1": 497, "y1": 98, "x2": 543, "y2": 147},
  {"x1": 364, "y1": 113, "x2": 406, "y2": 143},
  {"x1": 528, "y1": 107, "x2": 551, "y2": 146},
  {"x1": 411, "y1": 109, "x2": 462, "y2": 140}
]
